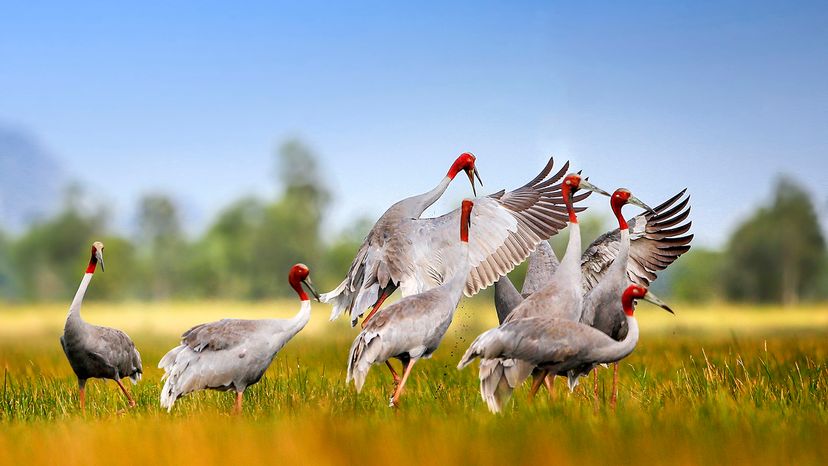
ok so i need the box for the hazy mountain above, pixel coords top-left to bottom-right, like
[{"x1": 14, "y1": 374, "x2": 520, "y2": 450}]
[{"x1": 0, "y1": 125, "x2": 63, "y2": 231}]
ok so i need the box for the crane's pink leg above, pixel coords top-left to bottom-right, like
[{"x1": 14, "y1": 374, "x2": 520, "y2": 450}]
[
  {"x1": 233, "y1": 391, "x2": 243, "y2": 415},
  {"x1": 592, "y1": 368, "x2": 599, "y2": 412},
  {"x1": 610, "y1": 362, "x2": 619, "y2": 410},
  {"x1": 544, "y1": 374, "x2": 556, "y2": 398},
  {"x1": 385, "y1": 361, "x2": 402, "y2": 386},
  {"x1": 114, "y1": 378, "x2": 137, "y2": 408},
  {"x1": 361, "y1": 284, "x2": 399, "y2": 328},
  {"x1": 390, "y1": 359, "x2": 417, "y2": 407},
  {"x1": 361, "y1": 288, "x2": 394, "y2": 328},
  {"x1": 78, "y1": 379, "x2": 87, "y2": 414},
  {"x1": 528, "y1": 370, "x2": 547, "y2": 401}
]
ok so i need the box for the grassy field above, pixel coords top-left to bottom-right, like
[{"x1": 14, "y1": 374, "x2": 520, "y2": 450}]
[{"x1": 1, "y1": 300, "x2": 827, "y2": 465}]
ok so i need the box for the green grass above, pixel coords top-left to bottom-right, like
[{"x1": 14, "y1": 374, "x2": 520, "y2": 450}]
[{"x1": 1, "y1": 301, "x2": 827, "y2": 465}]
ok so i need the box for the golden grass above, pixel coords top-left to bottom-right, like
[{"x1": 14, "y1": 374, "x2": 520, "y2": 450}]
[{"x1": 1, "y1": 300, "x2": 827, "y2": 465}]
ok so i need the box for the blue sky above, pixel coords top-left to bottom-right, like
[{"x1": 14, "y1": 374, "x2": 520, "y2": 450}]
[{"x1": 2, "y1": 1, "x2": 826, "y2": 245}]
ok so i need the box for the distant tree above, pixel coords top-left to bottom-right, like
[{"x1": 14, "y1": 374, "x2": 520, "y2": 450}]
[
  {"x1": 319, "y1": 216, "x2": 373, "y2": 290},
  {"x1": 667, "y1": 248, "x2": 724, "y2": 302},
  {"x1": 12, "y1": 185, "x2": 106, "y2": 300},
  {"x1": 193, "y1": 197, "x2": 266, "y2": 298},
  {"x1": 723, "y1": 176, "x2": 825, "y2": 305},
  {"x1": 135, "y1": 193, "x2": 186, "y2": 299},
  {"x1": 0, "y1": 229, "x2": 16, "y2": 300},
  {"x1": 244, "y1": 140, "x2": 331, "y2": 298},
  {"x1": 191, "y1": 139, "x2": 333, "y2": 299}
]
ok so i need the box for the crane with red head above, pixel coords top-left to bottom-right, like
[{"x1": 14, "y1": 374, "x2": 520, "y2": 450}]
[
  {"x1": 159, "y1": 263, "x2": 320, "y2": 414},
  {"x1": 347, "y1": 199, "x2": 476, "y2": 407},
  {"x1": 322, "y1": 153, "x2": 586, "y2": 331}
]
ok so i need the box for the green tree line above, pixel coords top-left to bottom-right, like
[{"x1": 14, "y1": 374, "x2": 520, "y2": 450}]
[{"x1": 0, "y1": 140, "x2": 825, "y2": 305}]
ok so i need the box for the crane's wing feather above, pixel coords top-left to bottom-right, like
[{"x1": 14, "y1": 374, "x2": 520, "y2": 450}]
[
  {"x1": 325, "y1": 157, "x2": 586, "y2": 323},
  {"x1": 181, "y1": 319, "x2": 261, "y2": 352},
  {"x1": 412, "y1": 159, "x2": 588, "y2": 297},
  {"x1": 580, "y1": 189, "x2": 693, "y2": 293},
  {"x1": 86, "y1": 325, "x2": 143, "y2": 377}
]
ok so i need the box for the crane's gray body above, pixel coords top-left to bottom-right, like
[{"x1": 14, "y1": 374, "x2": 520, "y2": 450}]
[
  {"x1": 479, "y1": 224, "x2": 582, "y2": 412},
  {"x1": 323, "y1": 157, "x2": 586, "y2": 326},
  {"x1": 459, "y1": 315, "x2": 640, "y2": 376},
  {"x1": 60, "y1": 273, "x2": 142, "y2": 388},
  {"x1": 347, "y1": 247, "x2": 470, "y2": 392},
  {"x1": 477, "y1": 189, "x2": 692, "y2": 412},
  {"x1": 158, "y1": 302, "x2": 311, "y2": 411},
  {"x1": 579, "y1": 189, "x2": 693, "y2": 339},
  {"x1": 493, "y1": 240, "x2": 559, "y2": 324}
]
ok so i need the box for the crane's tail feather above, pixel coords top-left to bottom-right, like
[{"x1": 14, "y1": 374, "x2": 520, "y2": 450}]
[
  {"x1": 349, "y1": 284, "x2": 379, "y2": 327},
  {"x1": 346, "y1": 331, "x2": 381, "y2": 393},
  {"x1": 158, "y1": 345, "x2": 191, "y2": 412},
  {"x1": 478, "y1": 359, "x2": 512, "y2": 413},
  {"x1": 478, "y1": 358, "x2": 535, "y2": 413},
  {"x1": 321, "y1": 279, "x2": 351, "y2": 321},
  {"x1": 457, "y1": 328, "x2": 501, "y2": 369},
  {"x1": 129, "y1": 348, "x2": 143, "y2": 384}
]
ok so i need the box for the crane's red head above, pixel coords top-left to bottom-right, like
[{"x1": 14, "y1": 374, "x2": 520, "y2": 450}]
[
  {"x1": 611, "y1": 188, "x2": 655, "y2": 230},
  {"x1": 288, "y1": 263, "x2": 320, "y2": 302},
  {"x1": 447, "y1": 152, "x2": 483, "y2": 196},
  {"x1": 560, "y1": 173, "x2": 609, "y2": 224},
  {"x1": 460, "y1": 199, "x2": 474, "y2": 243},
  {"x1": 87, "y1": 241, "x2": 105, "y2": 274},
  {"x1": 621, "y1": 284, "x2": 673, "y2": 316}
]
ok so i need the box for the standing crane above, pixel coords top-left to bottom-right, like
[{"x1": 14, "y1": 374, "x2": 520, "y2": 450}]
[
  {"x1": 323, "y1": 154, "x2": 588, "y2": 329},
  {"x1": 493, "y1": 240, "x2": 559, "y2": 323},
  {"x1": 158, "y1": 264, "x2": 320, "y2": 413},
  {"x1": 347, "y1": 200, "x2": 474, "y2": 407},
  {"x1": 60, "y1": 242, "x2": 143, "y2": 413},
  {"x1": 485, "y1": 188, "x2": 691, "y2": 411},
  {"x1": 578, "y1": 188, "x2": 690, "y2": 407},
  {"x1": 476, "y1": 173, "x2": 610, "y2": 412},
  {"x1": 458, "y1": 284, "x2": 670, "y2": 393}
]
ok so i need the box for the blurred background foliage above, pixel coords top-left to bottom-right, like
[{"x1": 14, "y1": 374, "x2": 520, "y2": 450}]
[{"x1": 0, "y1": 138, "x2": 825, "y2": 306}]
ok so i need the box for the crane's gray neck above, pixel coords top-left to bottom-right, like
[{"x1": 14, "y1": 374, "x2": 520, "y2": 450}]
[
  {"x1": 66, "y1": 273, "x2": 93, "y2": 323},
  {"x1": 443, "y1": 243, "x2": 472, "y2": 308},
  {"x1": 559, "y1": 222, "x2": 582, "y2": 284},
  {"x1": 608, "y1": 228, "x2": 630, "y2": 277},
  {"x1": 494, "y1": 275, "x2": 522, "y2": 324},
  {"x1": 287, "y1": 300, "x2": 312, "y2": 333},
  {"x1": 521, "y1": 240, "x2": 559, "y2": 296},
  {"x1": 401, "y1": 176, "x2": 452, "y2": 217},
  {"x1": 589, "y1": 316, "x2": 639, "y2": 362}
]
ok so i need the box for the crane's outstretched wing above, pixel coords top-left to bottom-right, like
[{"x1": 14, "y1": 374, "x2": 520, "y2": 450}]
[
  {"x1": 181, "y1": 319, "x2": 260, "y2": 352},
  {"x1": 326, "y1": 157, "x2": 587, "y2": 324},
  {"x1": 412, "y1": 160, "x2": 589, "y2": 297},
  {"x1": 580, "y1": 189, "x2": 693, "y2": 294}
]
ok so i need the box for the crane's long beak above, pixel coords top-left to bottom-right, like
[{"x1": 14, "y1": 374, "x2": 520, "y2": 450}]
[
  {"x1": 466, "y1": 167, "x2": 482, "y2": 197},
  {"x1": 95, "y1": 250, "x2": 105, "y2": 272},
  {"x1": 579, "y1": 179, "x2": 610, "y2": 197},
  {"x1": 303, "y1": 277, "x2": 321, "y2": 302},
  {"x1": 629, "y1": 195, "x2": 656, "y2": 214},
  {"x1": 643, "y1": 290, "x2": 673, "y2": 314}
]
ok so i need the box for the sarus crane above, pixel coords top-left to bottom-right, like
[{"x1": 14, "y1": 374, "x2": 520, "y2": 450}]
[
  {"x1": 323, "y1": 154, "x2": 588, "y2": 329},
  {"x1": 60, "y1": 241, "x2": 143, "y2": 413},
  {"x1": 158, "y1": 263, "x2": 320, "y2": 413},
  {"x1": 347, "y1": 199, "x2": 475, "y2": 407},
  {"x1": 486, "y1": 187, "x2": 691, "y2": 411},
  {"x1": 458, "y1": 285, "x2": 670, "y2": 393}
]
